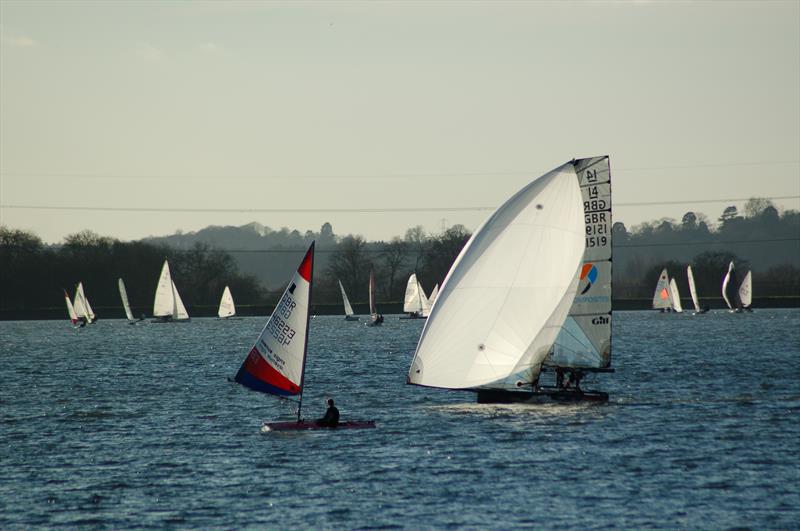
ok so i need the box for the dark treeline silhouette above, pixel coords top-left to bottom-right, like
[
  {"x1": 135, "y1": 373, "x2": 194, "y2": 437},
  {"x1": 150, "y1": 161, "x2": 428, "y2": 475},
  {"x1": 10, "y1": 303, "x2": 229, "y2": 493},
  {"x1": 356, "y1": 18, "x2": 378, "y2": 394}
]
[{"x1": 1, "y1": 198, "x2": 798, "y2": 317}]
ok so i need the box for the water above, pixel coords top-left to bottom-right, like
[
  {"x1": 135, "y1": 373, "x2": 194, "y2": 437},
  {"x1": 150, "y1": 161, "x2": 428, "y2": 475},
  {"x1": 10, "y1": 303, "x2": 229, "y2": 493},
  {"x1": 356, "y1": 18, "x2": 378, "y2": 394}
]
[{"x1": 1, "y1": 310, "x2": 799, "y2": 529}]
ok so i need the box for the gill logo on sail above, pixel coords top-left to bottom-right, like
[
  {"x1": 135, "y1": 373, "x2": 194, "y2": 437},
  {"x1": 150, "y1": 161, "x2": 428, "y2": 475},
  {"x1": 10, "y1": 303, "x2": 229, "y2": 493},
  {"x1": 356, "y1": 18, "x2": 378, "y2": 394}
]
[{"x1": 579, "y1": 263, "x2": 598, "y2": 295}]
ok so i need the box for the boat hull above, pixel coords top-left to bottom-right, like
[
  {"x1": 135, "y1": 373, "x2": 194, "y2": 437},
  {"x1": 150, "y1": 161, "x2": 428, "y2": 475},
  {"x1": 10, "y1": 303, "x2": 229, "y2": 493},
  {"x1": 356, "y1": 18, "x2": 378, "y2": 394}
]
[
  {"x1": 476, "y1": 388, "x2": 609, "y2": 404},
  {"x1": 344, "y1": 315, "x2": 360, "y2": 321},
  {"x1": 262, "y1": 420, "x2": 376, "y2": 432}
]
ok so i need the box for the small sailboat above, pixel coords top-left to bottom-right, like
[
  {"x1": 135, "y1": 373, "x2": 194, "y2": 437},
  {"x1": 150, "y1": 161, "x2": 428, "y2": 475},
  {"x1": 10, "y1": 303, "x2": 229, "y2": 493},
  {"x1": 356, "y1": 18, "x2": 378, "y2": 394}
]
[
  {"x1": 428, "y1": 284, "x2": 439, "y2": 305},
  {"x1": 73, "y1": 282, "x2": 96, "y2": 324},
  {"x1": 652, "y1": 269, "x2": 673, "y2": 312},
  {"x1": 686, "y1": 265, "x2": 708, "y2": 314},
  {"x1": 722, "y1": 261, "x2": 741, "y2": 313},
  {"x1": 408, "y1": 156, "x2": 613, "y2": 403},
  {"x1": 337, "y1": 280, "x2": 359, "y2": 321},
  {"x1": 64, "y1": 289, "x2": 83, "y2": 327},
  {"x1": 233, "y1": 242, "x2": 376, "y2": 432},
  {"x1": 366, "y1": 268, "x2": 384, "y2": 326},
  {"x1": 738, "y1": 270, "x2": 753, "y2": 312},
  {"x1": 152, "y1": 260, "x2": 190, "y2": 322},
  {"x1": 118, "y1": 278, "x2": 145, "y2": 324},
  {"x1": 669, "y1": 278, "x2": 683, "y2": 313},
  {"x1": 400, "y1": 273, "x2": 430, "y2": 319},
  {"x1": 218, "y1": 286, "x2": 238, "y2": 319}
]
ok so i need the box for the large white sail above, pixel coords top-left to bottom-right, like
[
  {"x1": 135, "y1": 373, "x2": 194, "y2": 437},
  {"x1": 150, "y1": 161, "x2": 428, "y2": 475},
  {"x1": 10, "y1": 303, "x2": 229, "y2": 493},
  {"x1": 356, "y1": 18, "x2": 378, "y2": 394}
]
[
  {"x1": 739, "y1": 271, "x2": 752, "y2": 309},
  {"x1": 73, "y1": 282, "x2": 94, "y2": 323},
  {"x1": 403, "y1": 274, "x2": 425, "y2": 314},
  {"x1": 408, "y1": 159, "x2": 588, "y2": 390},
  {"x1": 172, "y1": 281, "x2": 190, "y2": 320},
  {"x1": 687, "y1": 265, "x2": 701, "y2": 313},
  {"x1": 669, "y1": 278, "x2": 683, "y2": 313},
  {"x1": 118, "y1": 278, "x2": 135, "y2": 321},
  {"x1": 722, "y1": 261, "x2": 736, "y2": 310},
  {"x1": 338, "y1": 280, "x2": 355, "y2": 317},
  {"x1": 153, "y1": 261, "x2": 175, "y2": 317},
  {"x1": 652, "y1": 269, "x2": 672, "y2": 310},
  {"x1": 218, "y1": 286, "x2": 236, "y2": 318},
  {"x1": 548, "y1": 157, "x2": 612, "y2": 369}
]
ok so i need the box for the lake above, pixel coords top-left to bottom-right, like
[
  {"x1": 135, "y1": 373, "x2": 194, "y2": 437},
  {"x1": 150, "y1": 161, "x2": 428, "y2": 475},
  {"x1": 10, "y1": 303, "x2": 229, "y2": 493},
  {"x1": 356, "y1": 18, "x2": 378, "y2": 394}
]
[{"x1": 1, "y1": 310, "x2": 799, "y2": 529}]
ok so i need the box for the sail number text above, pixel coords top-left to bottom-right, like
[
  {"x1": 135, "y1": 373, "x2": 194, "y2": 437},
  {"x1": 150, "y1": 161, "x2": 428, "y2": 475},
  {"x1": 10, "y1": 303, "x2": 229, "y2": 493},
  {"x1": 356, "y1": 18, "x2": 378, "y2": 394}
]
[{"x1": 266, "y1": 293, "x2": 298, "y2": 345}]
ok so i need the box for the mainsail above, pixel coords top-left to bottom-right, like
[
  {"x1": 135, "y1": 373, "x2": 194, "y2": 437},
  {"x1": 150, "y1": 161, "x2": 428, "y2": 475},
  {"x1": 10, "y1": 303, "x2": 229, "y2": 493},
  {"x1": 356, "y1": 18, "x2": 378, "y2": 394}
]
[
  {"x1": 338, "y1": 280, "x2": 355, "y2": 318},
  {"x1": 687, "y1": 265, "x2": 702, "y2": 313},
  {"x1": 403, "y1": 273, "x2": 430, "y2": 316},
  {"x1": 408, "y1": 158, "x2": 594, "y2": 390},
  {"x1": 652, "y1": 269, "x2": 672, "y2": 310},
  {"x1": 64, "y1": 290, "x2": 79, "y2": 325},
  {"x1": 153, "y1": 260, "x2": 190, "y2": 321},
  {"x1": 73, "y1": 282, "x2": 95, "y2": 323},
  {"x1": 369, "y1": 269, "x2": 378, "y2": 318},
  {"x1": 218, "y1": 286, "x2": 236, "y2": 318},
  {"x1": 722, "y1": 261, "x2": 738, "y2": 310},
  {"x1": 739, "y1": 270, "x2": 752, "y2": 309},
  {"x1": 234, "y1": 243, "x2": 314, "y2": 418},
  {"x1": 669, "y1": 278, "x2": 683, "y2": 313},
  {"x1": 118, "y1": 278, "x2": 135, "y2": 321}
]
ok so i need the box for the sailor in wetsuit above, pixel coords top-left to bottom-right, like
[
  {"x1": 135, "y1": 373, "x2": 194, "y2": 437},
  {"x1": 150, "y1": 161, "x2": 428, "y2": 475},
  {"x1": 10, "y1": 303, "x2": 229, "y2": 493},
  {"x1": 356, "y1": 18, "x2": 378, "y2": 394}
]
[{"x1": 317, "y1": 398, "x2": 340, "y2": 427}]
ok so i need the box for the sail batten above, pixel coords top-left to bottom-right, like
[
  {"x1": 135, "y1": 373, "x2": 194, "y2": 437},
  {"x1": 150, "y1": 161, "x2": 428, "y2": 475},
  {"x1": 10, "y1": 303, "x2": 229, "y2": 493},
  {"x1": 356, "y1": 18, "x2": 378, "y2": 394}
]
[{"x1": 408, "y1": 159, "x2": 595, "y2": 390}]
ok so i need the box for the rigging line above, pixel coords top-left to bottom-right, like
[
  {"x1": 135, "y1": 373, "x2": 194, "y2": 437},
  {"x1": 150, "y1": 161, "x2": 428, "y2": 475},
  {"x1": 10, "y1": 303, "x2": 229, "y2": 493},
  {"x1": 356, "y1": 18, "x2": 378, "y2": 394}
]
[
  {"x1": 2, "y1": 195, "x2": 799, "y2": 213},
  {"x1": 1, "y1": 160, "x2": 797, "y2": 180}
]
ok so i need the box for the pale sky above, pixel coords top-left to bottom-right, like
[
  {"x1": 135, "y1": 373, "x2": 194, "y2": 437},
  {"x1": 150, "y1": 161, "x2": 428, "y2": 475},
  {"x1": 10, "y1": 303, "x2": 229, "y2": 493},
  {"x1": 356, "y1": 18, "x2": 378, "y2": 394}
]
[{"x1": 1, "y1": 0, "x2": 798, "y2": 244}]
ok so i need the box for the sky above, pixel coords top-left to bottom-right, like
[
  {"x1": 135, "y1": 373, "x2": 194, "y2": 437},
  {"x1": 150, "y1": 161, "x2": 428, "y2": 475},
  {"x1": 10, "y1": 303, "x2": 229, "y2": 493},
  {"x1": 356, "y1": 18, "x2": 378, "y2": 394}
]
[{"x1": 1, "y1": 0, "x2": 798, "y2": 244}]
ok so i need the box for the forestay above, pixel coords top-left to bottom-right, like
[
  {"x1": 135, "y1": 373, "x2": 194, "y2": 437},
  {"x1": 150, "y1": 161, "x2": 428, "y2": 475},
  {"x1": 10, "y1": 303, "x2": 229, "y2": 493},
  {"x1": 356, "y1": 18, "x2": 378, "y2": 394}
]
[
  {"x1": 218, "y1": 286, "x2": 236, "y2": 318},
  {"x1": 234, "y1": 243, "x2": 314, "y2": 398},
  {"x1": 652, "y1": 269, "x2": 672, "y2": 310},
  {"x1": 687, "y1": 265, "x2": 702, "y2": 313},
  {"x1": 118, "y1": 278, "x2": 135, "y2": 321},
  {"x1": 408, "y1": 159, "x2": 588, "y2": 390}
]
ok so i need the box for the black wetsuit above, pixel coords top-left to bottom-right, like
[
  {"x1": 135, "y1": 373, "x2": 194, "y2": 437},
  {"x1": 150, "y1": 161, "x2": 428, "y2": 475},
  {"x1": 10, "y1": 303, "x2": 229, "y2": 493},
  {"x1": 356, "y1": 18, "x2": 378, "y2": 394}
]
[{"x1": 318, "y1": 405, "x2": 340, "y2": 427}]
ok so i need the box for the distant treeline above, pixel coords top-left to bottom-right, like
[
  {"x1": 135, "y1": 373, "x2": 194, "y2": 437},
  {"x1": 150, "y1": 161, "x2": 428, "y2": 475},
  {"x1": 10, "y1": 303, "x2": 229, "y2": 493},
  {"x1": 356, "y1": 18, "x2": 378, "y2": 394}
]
[{"x1": 1, "y1": 198, "x2": 798, "y2": 317}]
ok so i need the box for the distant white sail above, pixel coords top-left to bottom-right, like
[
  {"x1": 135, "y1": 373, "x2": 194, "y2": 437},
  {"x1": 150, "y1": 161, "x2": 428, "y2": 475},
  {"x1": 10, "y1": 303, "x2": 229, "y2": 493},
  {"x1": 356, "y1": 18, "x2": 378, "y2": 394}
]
[
  {"x1": 118, "y1": 278, "x2": 135, "y2": 321},
  {"x1": 172, "y1": 281, "x2": 189, "y2": 320},
  {"x1": 64, "y1": 290, "x2": 79, "y2": 324},
  {"x1": 153, "y1": 260, "x2": 190, "y2": 321},
  {"x1": 722, "y1": 261, "x2": 737, "y2": 310},
  {"x1": 687, "y1": 265, "x2": 701, "y2": 313},
  {"x1": 738, "y1": 271, "x2": 752, "y2": 309},
  {"x1": 369, "y1": 269, "x2": 379, "y2": 319},
  {"x1": 669, "y1": 278, "x2": 683, "y2": 313},
  {"x1": 408, "y1": 159, "x2": 588, "y2": 390},
  {"x1": 403, "y1": 274, "x2": 427, "y2": 314},
  {"x1": 338, "y1": 280, "x2": 355, "y2": 317},
  {"x1": 652, "y1": 269, "x2": 672, "y2": 310},
  {"x1": 428, "y1": 284, "x2": 439, "y2": 305},
  {"x1": 218, "y1": 286, "x2": 236, "y2": 318},
  {"x1": 73, "y1": 282, "x2": 94, "y2": 323}
]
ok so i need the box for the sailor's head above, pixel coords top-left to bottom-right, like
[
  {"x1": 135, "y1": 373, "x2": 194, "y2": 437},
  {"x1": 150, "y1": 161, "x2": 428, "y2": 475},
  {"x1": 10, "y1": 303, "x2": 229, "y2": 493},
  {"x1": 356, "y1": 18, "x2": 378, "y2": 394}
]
[{"x1": 327, "y1": 398, "x2": 335, "y2": 407}]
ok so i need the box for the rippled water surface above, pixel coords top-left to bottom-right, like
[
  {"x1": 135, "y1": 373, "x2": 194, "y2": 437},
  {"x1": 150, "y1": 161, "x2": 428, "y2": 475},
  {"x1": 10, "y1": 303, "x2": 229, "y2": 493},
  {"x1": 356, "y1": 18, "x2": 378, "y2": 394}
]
[{"x1": 2, "y1": 310, "x2": 799, "y2": 529}]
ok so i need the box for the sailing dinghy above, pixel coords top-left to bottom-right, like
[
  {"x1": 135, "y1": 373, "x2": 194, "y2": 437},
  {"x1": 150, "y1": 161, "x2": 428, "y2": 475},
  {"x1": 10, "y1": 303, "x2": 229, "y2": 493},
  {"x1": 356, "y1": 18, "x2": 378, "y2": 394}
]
[
  {"x1": 218, "y1": 286, "x2": 240, "y2": 319},
  {"x1": 400, "y1": 273, "x2": 430, "y2": 319},
  {"x1": 652, "y1": 269, "x2": 673, "y2": 312},
  {"x1": 338, "y1": 280, "x2": 359, "y2": 321},
  {"x1": 669, "y1": 278, "x2": 684, "y2": 313},
  {"x1": 738, "y1": 270, "x2": 753, "y2": 312},
  {"x1": 73, "y1": 282, "x2": 96, "y2": 324},
  {"x1": 722, "y1": 261, "x2": 741, "y2": 313},
  {"x1": 152, "y1": 260, "x2": 190, "y2": 322},
  {"x1": 686, "y1": 265, "x2": 708, "y2": 314},
  {"x1": 407, "y1": 157, "x2": 614, "y2": 403},
  {"x1": 118, "y1": 278, "x2": 145, "y2": 324},
  {"x1": 233, "y1": 242, "x2": 376, "y2": 432},
  {"x1": 366, "y1": 268, "x2": 383, "y2": 326},
  {"x1": 64, "y1": 289, "x2": 83, "y2": 327}
]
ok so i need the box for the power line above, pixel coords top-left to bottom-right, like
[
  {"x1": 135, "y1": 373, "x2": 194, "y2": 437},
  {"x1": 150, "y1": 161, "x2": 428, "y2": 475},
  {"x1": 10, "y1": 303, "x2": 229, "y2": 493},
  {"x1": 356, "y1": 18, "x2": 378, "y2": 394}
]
[
  {"x1": 1, "y1": 160, "x2": 797, "y2": 181},
  {"x1": 2, "y1": 195, "x2": 798, "y2": 214}
]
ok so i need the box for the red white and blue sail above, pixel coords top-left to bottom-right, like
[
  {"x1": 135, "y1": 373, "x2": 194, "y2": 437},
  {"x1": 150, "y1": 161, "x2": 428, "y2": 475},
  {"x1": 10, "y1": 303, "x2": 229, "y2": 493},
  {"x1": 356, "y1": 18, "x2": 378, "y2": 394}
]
[{"x1": 234, "y1": 243, "x2": 314, "y2": 397}]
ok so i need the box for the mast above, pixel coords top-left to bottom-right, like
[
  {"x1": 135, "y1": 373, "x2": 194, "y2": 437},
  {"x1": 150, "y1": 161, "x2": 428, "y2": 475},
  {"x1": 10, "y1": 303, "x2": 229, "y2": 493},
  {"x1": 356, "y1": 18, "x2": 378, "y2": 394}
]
[{"x1": 296, "y1": 241, "x2": 315, "y2": 422}]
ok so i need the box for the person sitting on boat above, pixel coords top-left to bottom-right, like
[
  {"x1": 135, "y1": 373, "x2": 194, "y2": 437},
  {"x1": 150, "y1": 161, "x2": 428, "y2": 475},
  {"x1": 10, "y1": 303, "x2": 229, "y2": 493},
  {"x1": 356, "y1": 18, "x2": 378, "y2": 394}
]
[{"x1": 317, "y1": 398, "x2": 339, "y2": 427}]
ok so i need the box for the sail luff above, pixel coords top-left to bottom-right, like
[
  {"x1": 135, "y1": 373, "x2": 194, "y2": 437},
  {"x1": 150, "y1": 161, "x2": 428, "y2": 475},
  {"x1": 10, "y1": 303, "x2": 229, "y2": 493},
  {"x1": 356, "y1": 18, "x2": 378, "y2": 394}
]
[
  {"x1": 687, "y1": 266, "x2": 701, "y2": 313},
  {"x1": 118, "y1": 278, "x2": 135, "y2": 321}
]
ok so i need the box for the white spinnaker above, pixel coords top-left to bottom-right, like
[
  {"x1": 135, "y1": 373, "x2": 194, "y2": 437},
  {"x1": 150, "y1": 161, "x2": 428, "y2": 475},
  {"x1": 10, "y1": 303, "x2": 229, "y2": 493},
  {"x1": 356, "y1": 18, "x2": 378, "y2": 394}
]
[
  {"x1": 549, "y1": 156, "x2": 612, "y2": 369},
  {"x1": 172, "y1": 281, "x2": 189, "y2": 320},
  {"x1": 722, "y1": 262, "x2": 735, "y2": 310},
  {"x1": 652, "y1": 269, "x2": 672, "y2": 309},
  {"x1": 403, "y1": 274, "x2": 424, "y2": 313},
  {"x1": 118, "y1": 278, "x2": 135, "y2": 321},
  {"x1": 338, "y1": 280, "x2": 355, "y2": 316},
  {"x1": 687, "y1": 266, "x2": 701, "y2": 312},
  {"x1": 669, "y1": 278, "x2": 683, "y2": 313},
  {"x1": 739, "y1": 271, "x2": 752, "y2": 308},
  {"x1": 153, "y1": 260, "x2": 175, "y2": 317},
  {"x1": 64, "y1": 291, "x2": 79, "y2": 323},
  {"x1": 218, "y1": 286, "x2": 236, "y2": 318},
  {"x1": 408, "y1": 161, "x2": 585, "y2": 390}
]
